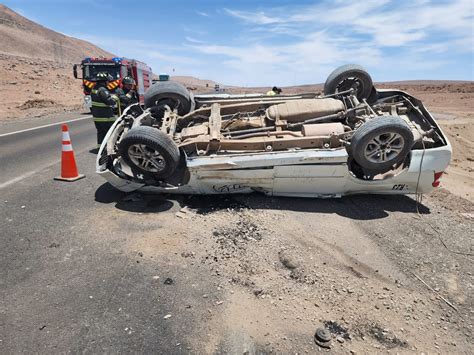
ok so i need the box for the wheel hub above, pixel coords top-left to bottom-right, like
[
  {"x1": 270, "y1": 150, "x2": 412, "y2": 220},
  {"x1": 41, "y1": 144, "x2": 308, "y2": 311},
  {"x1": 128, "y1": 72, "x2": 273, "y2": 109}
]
[
  {"x1": 363, "y1": 132, "x2": 404, "y2": 164},
  {"x1": 337, "y1": 77, "x2": 362, "y2": 95},
  {"x1": 127, "y1": 144, "x2": 166, "y2": 173}
]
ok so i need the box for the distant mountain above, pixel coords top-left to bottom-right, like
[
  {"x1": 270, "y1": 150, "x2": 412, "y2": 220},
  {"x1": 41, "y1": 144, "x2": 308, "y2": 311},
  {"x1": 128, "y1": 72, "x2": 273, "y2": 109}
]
[
  {"x1": 170, "y1": 75, "x2": 217, "y2": 90},
  {"x1": 0, "y1": 4, "x2": 113, "y2": 62}
]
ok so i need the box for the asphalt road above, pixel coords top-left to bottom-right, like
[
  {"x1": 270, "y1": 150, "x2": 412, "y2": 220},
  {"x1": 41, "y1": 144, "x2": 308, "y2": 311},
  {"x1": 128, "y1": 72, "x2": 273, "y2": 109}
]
[
  {"x1": 0, "y1": 113, "x2": 219, "y2": 353},
  {"x1": 0, "y1": 113, "x2": 95, "y2": 189}
]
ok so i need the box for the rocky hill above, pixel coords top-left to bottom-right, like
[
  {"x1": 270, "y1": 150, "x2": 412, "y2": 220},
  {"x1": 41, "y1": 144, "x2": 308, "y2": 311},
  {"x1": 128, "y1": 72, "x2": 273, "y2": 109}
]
[
  {"x1": 0, "y1": 4, "x2": 113, "y2": 61},
  {"x1": 0, "y1": 5, "x2": 218, "y2": 120},
  {"x1": 0, "y1": 5, "x2": 118, "y2": 120}
]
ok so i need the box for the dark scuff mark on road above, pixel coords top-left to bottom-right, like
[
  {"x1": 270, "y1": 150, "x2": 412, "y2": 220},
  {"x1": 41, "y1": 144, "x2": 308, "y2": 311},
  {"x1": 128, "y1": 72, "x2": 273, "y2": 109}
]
[
  {"x1": 323, "y1": 320, "x2": 350, "y2": 340},
  {"x1": 178, "y1": 194, "x2": 249, "y2": 215}
]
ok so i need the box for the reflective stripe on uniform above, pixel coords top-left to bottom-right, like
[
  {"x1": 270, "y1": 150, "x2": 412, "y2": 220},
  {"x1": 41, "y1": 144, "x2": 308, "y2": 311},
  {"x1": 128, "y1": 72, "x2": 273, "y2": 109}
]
[
  {"x1": 111, "y1": 95, "x2": 121, "y2": 116},
  {"x1": 91, "y1": 101, "x2": 109, "y2": 107},
  {"x1": 93, "y1": 117, "x2": 116, "y2": 122}
]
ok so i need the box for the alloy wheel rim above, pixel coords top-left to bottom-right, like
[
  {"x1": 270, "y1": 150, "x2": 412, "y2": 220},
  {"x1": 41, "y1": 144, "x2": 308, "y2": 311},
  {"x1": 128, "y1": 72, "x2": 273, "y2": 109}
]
[
  {"x1": 363, "y1": 132, "x2": 404, "y2": 163},
  {"x1": 128, "y1": 144, "x2": 166, "y2": 172}
]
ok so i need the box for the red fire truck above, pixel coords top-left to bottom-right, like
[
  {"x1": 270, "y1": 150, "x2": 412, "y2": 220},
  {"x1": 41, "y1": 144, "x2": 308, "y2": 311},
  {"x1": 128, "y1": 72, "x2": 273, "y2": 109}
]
[{"x1": 73, "y1": 57, "x2": 153, "y2": 109}]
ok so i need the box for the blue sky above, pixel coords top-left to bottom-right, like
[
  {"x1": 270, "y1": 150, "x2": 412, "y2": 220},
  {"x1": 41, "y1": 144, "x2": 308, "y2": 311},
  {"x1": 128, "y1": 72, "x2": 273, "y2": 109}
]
[{"x1": 5, "y1": 0, "x2": 474, "y2": 86}]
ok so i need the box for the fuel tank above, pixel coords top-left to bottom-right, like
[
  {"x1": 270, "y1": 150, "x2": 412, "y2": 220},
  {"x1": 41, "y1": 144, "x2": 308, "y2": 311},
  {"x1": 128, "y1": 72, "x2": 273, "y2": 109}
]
[{"x1": 266, "y1": 98, "x2": 344, "y2": 123}]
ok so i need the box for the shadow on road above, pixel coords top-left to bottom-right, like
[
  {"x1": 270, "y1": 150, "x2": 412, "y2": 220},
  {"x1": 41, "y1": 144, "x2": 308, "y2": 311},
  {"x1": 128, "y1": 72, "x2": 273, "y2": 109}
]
[
  {"x1": 94, "y1": 183, "x2": 175, "y2": 213},
  {"x1": 237, "y1": 193, "x2": 430, "y2": 220},
  {"x1": 94, "y1": 182, "x2": 430, "y2": 220}
]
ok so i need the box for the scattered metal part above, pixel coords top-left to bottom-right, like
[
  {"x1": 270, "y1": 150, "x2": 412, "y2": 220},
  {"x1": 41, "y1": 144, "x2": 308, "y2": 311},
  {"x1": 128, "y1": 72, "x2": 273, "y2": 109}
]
[
  {"x1": 314, "y1": 327, "x2": 332, "y2": 348},
  {"x1": 164, "y1": 278, "x2": 174, "y2": 285}
]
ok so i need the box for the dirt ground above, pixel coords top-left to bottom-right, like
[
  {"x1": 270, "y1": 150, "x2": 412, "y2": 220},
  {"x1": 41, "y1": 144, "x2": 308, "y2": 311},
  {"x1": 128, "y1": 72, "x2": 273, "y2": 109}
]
[
  {"x1": 95, "y1": 185, "x2": 473, "y2": 353},
  {"x1": 415, "y1": 84, "x2": 473, "y2": 203},
  {"x1": 0, "y1": 53, "x2": 84, "y2": 121}
]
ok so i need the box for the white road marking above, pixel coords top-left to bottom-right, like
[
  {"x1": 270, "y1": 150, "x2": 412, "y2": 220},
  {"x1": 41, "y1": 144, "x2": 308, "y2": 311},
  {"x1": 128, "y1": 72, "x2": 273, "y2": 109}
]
[
  {"x1": 0, "y1": 169, "x2": 41, "y2": 190},
  {"x1": 0, "y1": 145, "x2": 93, "y2": 190},
  {"x1": 0, "y1": 115, "x2": 92, "y2": 138}
]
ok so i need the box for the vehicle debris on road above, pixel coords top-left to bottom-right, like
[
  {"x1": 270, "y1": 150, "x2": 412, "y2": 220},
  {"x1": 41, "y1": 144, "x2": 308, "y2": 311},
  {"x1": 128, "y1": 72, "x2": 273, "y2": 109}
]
[{"x1": 314, "y1": 327, "x2": 332, "y2": 348}]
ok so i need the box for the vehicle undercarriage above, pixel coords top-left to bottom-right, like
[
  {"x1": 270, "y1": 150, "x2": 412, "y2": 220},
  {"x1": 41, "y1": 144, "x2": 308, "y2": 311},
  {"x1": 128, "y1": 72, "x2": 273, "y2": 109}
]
[{"x1": 97, "y1": 64, "x2": 450, "y2": 196}]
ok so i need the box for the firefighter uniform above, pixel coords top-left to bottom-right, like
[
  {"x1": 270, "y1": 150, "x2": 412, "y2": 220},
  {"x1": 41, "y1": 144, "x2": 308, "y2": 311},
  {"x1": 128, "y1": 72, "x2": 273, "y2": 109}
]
[
  {"x1": 90, "y1": 73, "x2": 117, "y2": 145},
  {"x1": 114, "y1": 87, "x2": 138, "y2": 114},
  {"x1": 114, "y1": 76, "x2": 138, "y2": 114}
]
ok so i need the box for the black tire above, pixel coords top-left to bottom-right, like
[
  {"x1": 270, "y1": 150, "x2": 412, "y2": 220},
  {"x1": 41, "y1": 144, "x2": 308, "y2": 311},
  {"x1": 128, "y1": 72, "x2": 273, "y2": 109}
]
[
  {"x1": 367, "y1": 86, "x2": 379, "y2": 104},
  {"x1": 350, "y1": 116, "x2": 414, "y2": 173},
  {"x1": 118, "y1": 126, "x2": 180, "y2": 179},
  {"x1": 144, "y1": 81, "x2": 193, "y2": 116},
  {"x1": 324, "y1": 64, "x2": 373, "y2": 101}
]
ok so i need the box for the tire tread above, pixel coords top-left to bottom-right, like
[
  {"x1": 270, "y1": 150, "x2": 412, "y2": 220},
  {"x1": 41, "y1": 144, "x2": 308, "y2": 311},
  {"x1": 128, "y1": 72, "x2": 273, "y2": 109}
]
[
  {"x1": 324, "y1": 64, "x2": 373, "y2": 100},
  {"x1": 144, "y1": 81, "x2": 193, "y2": 115},
  {"x1": 350, "y1": 116, "x2": 414, "y2": 172},
  {"x1": 118, "y1": 126, "x2": 180, "y2": 179}
]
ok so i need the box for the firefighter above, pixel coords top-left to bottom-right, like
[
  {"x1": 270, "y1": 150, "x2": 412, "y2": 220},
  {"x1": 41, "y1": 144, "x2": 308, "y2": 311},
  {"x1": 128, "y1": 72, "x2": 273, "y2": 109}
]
[
  {"x1": 266, "y1": 86, "x2": 282, "y2": 96},
  {"x1": 90, "y1": 72, "x2": 117, "y2": 146},
  {"x1": 114, "y1": 76, "x2": 138, "y2": 114}
]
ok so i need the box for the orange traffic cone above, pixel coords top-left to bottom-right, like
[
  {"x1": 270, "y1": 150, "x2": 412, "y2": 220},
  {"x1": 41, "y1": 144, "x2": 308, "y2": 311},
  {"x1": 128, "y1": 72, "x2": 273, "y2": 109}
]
[{"x1": 54, "y1": 124, "x2": 85, "y2": 182}]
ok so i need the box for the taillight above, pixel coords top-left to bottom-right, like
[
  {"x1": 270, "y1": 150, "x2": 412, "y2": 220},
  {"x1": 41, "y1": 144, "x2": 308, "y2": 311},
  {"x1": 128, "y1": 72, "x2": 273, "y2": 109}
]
[{"x1": 432, "y1": 172, "x2": 444, "y2": 187}]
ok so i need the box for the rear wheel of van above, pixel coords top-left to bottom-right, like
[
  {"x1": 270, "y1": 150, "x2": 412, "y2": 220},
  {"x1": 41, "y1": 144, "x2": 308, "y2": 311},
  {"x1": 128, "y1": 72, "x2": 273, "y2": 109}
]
[{"x1": 350, "y1": 116, "x2": 414, "y2": 174}]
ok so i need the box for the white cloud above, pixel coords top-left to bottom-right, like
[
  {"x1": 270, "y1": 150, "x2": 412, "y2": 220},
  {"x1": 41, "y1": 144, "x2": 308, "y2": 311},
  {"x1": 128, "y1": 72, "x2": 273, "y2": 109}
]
[
  {"x1": 211, "y1": 0, "x2": 473, "y2": 84},
  {"x1": 189, "y1": 29, "x2": 383, "y2": 86},
  {"x1": 70, "y1": 0, "x2": 473, "y2": 86},
  {"x1": 225, "y1": 0, "x2": 473, "y2": 48},
  {"x1": 147, "y1": 51, "x2": 201, "y2": 65},
  {"x1": 196, "y1": 10, "x2": 209, "y2": 17},
  {"x1": 224, "y1": 8, "x2": 282, "y2": 25},
  {"x1": 185, "y1": 36, "x2": 205, "y2": 44}
]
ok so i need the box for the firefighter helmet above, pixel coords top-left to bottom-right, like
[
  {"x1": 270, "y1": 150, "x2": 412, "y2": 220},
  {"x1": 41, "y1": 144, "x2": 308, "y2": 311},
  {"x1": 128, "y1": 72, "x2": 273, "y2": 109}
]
[
  {"x1": 122, "y1": 76, "x2": 136, "y2": 86},
  {"x1": 94, "y1": 72, "x2": 113, "y2": 82}
]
